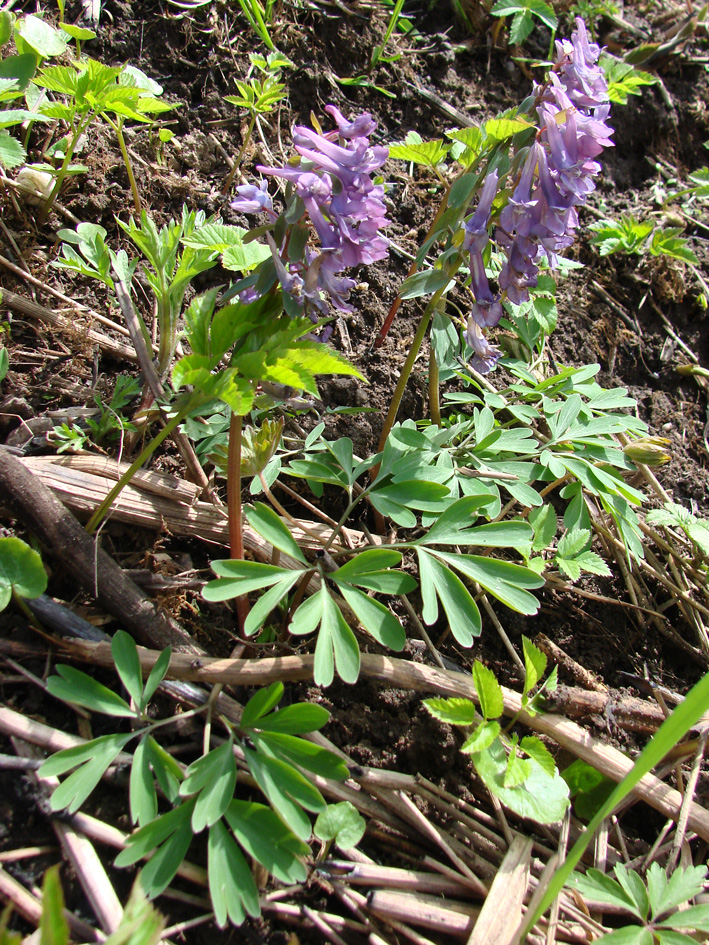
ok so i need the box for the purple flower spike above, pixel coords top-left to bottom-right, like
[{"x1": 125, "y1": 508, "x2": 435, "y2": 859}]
[
  {"x1": 324, "y1": 104, "x2": 377, "y2": 140},
  {"x1": 463, "y1": 169, "x2": 498, "y2": 254}
]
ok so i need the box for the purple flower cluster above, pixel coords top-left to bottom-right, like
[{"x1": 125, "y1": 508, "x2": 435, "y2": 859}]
[
  {"x1": 231, "y1": 105, "x2": 390, "y2": 318},
  {"x1": 463, "y1": 17, "x2": 613, "y2": 373}
]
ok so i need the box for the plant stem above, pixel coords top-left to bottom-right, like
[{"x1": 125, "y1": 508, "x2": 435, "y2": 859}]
[
  {"x1": 112, "y1": 119, "x2": 142, "y2": 215},
  {"x1": 227, "y1": 412, "x2": 250, "y2": 633},
  {"x1": 376, "y1": 287, "x2": 443, "y2": 459},
  {"x1": 222, "y1": 113, "x2": 257, "y2": 195},
  {"x1": 85, "y1": 404, "x2": 192, "y2": 534},
  {"x1": 428, "y1": 347, "x2": 441, "y2": 426},
  {"x1": 38, "y1": 113, "x2": 93, "y2": 225}
]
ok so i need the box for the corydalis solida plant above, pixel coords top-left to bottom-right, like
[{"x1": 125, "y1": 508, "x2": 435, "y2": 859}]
[
  {"x1": 231, "y1": 105, "x2": 390, "y2": 323},
  {"x1": 463, "y1": 17, "x2": 614, "y2": 372}
]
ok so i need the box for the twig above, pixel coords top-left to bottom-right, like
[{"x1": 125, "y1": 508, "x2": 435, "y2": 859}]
[
  {"x1": 466, "y1": 835, "x2": 532, "y2": 945},
  {"x1": 666, "y1": 730, "x2": 709, "y2": 873}
]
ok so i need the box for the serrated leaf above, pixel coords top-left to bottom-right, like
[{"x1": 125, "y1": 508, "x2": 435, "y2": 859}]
[
  {"x1": 520, "y1": 736, "x2": 555, "y2": 776},
  {"x1": 503, "y1": 748, "x2": 531, "y2": 788},
  {"x1": 473, "y1": 738, "x2": 569, "y2": 823},
  {"x1": 0, "y1": 536, "x2": 47, "y2": 609},
  {"x1": 557, "y1": 527, "x2": 591, "y2": 559},
  {"x1": 461, "y1": 719, "x2": 500, "y2": 753},
  {"x1": 522, "y1": 636, "x2": 547, "y2": 693},
  {"x1": 657, "y1": 904, "x2": 709, "y2": 932},
  {"x1": 389, "y1": 136, "x2": 450, "y2": 168},
  {"x1": 556, "y1": 556, "x2": 582, "y2": 581},
  {"x1": 472, "y1": 661, "x2": 504, "y2": 720},
  {"x1": 423, "y1": 696, "x2": 477, "y2": 726},
  {"x1": 648, "y1": 863, "x2": 708, "y2": 919},
  {"x1": 485, "y1": 115, "x2": 535, "y2": 140},
  {"x1": 573, "y1": 551, "x2": 612, "y2": 577},
  {"x1": 46, "y1": 665, "x2": 134, "y2": 717},
  {"x1": 613, "y1": 864, "x2": 649, "y2": 921}
]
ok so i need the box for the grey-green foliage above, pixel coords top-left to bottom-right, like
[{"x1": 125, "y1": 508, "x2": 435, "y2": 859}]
[
  {"x1": 568, "y1": 862, "x2": 709, "y2": 945},
  {"x1": 424, "y1": 636, "x2": 569, "y2": 823},
  {"x1": 41, "y1": 630, "x2": 348, "y2": 927},
  {"x1": 589, "y1": 214, "x2": 697, "y2": 264},
  {"x1": 647, "y1": 502, "x2": 709, "y2": 561}
]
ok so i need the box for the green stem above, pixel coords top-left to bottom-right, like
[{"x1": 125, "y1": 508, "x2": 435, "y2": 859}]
[
  {"x1": 38, "y1": 112, "x2": 94, "y2": 224},
  {"x1": 222, "y1": 113, "x2": 257, "y2": 195},
  {"x1": 111, "y1": 118, "x2": 142, "y2": 215},
  {"x1": 85, "y1": 405, "x2": 192, "y2": 534},
  {"x1": 227, "y1": 412, "x2": 250, "y2": 633},
  {"x1": 376, "y1": 287, "x2": 443, "y2": 459}
]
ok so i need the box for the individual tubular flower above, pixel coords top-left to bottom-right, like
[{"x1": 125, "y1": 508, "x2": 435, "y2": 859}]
[
  {"x1": 230, "y1": 180, "x2": 273, "y2": 215},
  {"x1": 465, "y1": 317, "x2": 501, "y2": 375}
]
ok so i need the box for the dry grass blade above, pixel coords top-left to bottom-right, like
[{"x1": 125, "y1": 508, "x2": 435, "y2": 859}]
[{"x1": 466, "y1": 836, "x2": 532, "y2": 945}]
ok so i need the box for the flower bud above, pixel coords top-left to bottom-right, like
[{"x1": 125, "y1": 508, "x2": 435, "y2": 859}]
[{"x1": 623, "y1": 437, "x2": 671, "y2": 466}]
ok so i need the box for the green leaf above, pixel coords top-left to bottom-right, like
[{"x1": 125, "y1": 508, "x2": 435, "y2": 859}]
[
  {"x1": 389, "y1": 133, "x2": 450, "y2": 168},
  {"x1": 225, "y1": 800, "x2": 308, "y2": 885},
  {"x1": 423, "y1": 696, "x2": 477, "y2": 726},
  {"x1": 399, "y1": 269, "x2": 454, "y2": 300},
  {"x1": 472, "y1": 661, "x2": 504, "y2": 720},
  {"x1": 314, "y1": 801, "x2": 366, "y2": 850},
  {"x1": 102, "y1": 882, "x2": 166, "y2": 945},
  {"x1": 557, "y1": 527, "x2": 591, "y2": 559},
  {"x1": 573, "y1": 551, "x2": 612, "y2": 577},
  {"x1": 60, "y1": 23, "x2": 96, "y2": 40},
  {"x1": 484, "y1": 115, "x2": 535, "y2": 140},
  {"x1": 657, "y1": 904, "x2": 709, "y2": 932},
  {"x1": 134, "y1": 803, "x2": 195, "y2": 899},
  {"x1": 556, "y1": 556, "x2": 581, "y2": 581},
  {"x1": 145, "y1": 737, "x2": 182, "y2": 804},
  {"x1": 130, "y1": 736, "x2": 158, "y2": 827},
  {"x1": 208, "y1": 820, "x2": 260, "y2": 927},
  {"x1": 520, "y1": 736, "x2": 556, "y2": 776},
  {"x1": 203, "y1": 559, "x2": 292, "y2": 602},
  {"x1": 111, "y1": 631, "x2": 144, "y2": 710},
  {"x1": 15, "y1": 15, "x2": 69, "y2": 57},
  {"x1": 613, "y1": 864, "x2": 649, "y2": 921},
  {"x1": 503, "y1": 746, "x2": 532, "y2": 788},
  {"x1": 417, "y1": 549, "x2": 481, "y2": 646},
  {"x1": 337, "y1": 584, "x2": 406, "y2": 650},
  {"x1": 241, "y1": 682, "x2": 284, "y2": 727},
  {"x1": 253, "y1": 731, "x2": 348, "y2": 780},
  {"x1": 461, "y1": 720, "x2": 500, "y2": 753},
  {"x1": 39, "y1": 865, "x2": 68, "y2": 945},
  {"x1": 246, "y1": 503, "x2": 308, "y2": 564},
  {"x1": 250, "y1": 701, "x2": 330, "y2": 735},
  {"x1": 180, "y1": 739, "x2": 237, "y2": 831},
  {"x1": 432, "y1": 551, "x2": 543, "y2": 615},
  {"x1": 46, "y1": 665, "x2": 134, "y2": 717},
  {"x1": 568, "y1": 869, "x2": 643, "y2": 917},
  {"x1": 46, "y1": 733, "x2": 133, "y2": 813},
  {"x1": 0, "y1": 11, "x2": 13, "y2": 48},
  {"x1": 509, "y1": 10, "x2": 533, "y2": 44},
  {"x1": 142, "y1": 646, "x2": 171, "y2": 707},
  {"x1": 601, "y1": 54, "x2": 656, "y2": 105},
  {"x1": 529, "y1": 503, "x2": 557, "y2": 553},
  {"x1": 522, "y1": 636, "x2": 547, "y2": 693},
  {"x1": 244, "y1": 747, "x2": 324, "y2": 840},
  {"x1": 473, "y1": 739, "x2": 569, "y2": 823},
  {"x1": 650, "y1": 229, "x2": 698, "y2": 264},
  {"x1": 647, "y1": 863, "x2": 708, "y2": 920},
  {"x1": 0, "y1": 536, "x2": 47, "y2": 610},
  {"x1": 319, "y1": 588, "x2": 360, "y2": 686},
  {"x1": 0, "y1": 131, "x2": 23, "y2": 169},
  {"x1": 593, "y1": 929, "x2": 654, "y2": 945}
]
